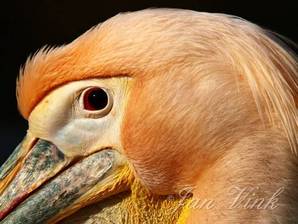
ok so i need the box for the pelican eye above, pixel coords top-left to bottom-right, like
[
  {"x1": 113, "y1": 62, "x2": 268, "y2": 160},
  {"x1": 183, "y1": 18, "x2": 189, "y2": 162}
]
[{"x1": 80, "y1": 87, "x2": 112, "y2": 116}]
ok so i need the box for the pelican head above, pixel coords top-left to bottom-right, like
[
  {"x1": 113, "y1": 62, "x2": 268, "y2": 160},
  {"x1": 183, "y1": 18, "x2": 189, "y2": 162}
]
[{"x1": 0, "y1": 8, "x2": 297, "y2": 223}]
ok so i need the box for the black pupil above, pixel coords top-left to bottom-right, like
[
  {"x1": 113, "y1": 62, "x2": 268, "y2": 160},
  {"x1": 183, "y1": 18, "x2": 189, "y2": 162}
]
[{"x1": 86, "y1": 88, "x2": 108, "y2": 110}]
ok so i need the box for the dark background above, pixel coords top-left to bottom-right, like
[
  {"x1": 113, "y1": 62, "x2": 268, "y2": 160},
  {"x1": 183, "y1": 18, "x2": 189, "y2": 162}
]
[{"x1": 0, "y1": 0, "x2": 297, "y2": 165}]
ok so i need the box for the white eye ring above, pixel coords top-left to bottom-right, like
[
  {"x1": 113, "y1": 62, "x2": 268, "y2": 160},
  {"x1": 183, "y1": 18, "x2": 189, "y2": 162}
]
[{"x1": 78, "y1": 87, "x2": 113, "y2": 118}]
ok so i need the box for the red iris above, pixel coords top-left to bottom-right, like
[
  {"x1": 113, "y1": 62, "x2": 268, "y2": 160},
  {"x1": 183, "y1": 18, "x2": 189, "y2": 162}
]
[{"x1": 83, "y1": 87, "x2": 108, "y2": 111}]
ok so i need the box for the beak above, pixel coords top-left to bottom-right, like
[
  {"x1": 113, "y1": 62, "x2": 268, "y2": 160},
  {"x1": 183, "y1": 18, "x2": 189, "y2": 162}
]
[{"x1": 0, "y1": 133, "x2": 131, "y2": 224}]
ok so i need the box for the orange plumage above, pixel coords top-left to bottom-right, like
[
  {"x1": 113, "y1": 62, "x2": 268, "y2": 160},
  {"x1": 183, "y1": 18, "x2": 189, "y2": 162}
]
[{"x1": 13, "y1": 9, "x2": 298, "y2": 223}]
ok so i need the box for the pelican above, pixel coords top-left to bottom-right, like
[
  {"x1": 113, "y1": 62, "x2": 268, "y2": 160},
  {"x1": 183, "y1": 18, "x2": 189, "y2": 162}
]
[{"x1": 0, "y1": 8, "x2": 297, "y2": 224}]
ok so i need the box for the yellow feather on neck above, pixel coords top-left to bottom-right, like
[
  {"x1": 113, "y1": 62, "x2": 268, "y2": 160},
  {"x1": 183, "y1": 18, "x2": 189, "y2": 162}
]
[{"x1": 61, "y1": 178, "x2": 191, "y2": 224}]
